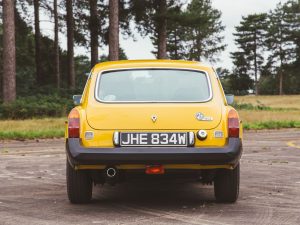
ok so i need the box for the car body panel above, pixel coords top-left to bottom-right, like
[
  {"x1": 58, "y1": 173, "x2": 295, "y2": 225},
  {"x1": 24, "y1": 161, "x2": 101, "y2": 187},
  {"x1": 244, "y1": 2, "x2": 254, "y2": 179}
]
[{"x1": 65, "y1": 60, "x2": 243, "y2": 170}]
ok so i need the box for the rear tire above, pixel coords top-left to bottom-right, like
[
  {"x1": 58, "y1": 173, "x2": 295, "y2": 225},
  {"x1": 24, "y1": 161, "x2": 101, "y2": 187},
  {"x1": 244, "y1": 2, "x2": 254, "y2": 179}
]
[
  {"x1": 66, "y1": 160, "x2": 92, "y2": 204},
  {"x1": 214, "y1": 163, "x2": 240, "y2": 203}
]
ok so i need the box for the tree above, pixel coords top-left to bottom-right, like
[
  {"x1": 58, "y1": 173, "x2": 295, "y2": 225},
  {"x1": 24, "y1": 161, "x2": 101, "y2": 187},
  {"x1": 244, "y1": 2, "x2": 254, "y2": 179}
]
[
  {"x1": 72, "y1": 0, "x2": 106, "y2": 67},
  {"x1": 130, "y1": 0, "x2": 180, "y2": 59},
  {"x1": 229, "y1": 52, "x2": 253, "y2": 95},
  {"x1": 66, "y1": 0, "x2": 75, "y2": 89},
  {"x1": 99, "y1": 47, "x2": 128, "y2": 62},
  {"x1": 34, "y1": 0, "x2": 42, "y2": 85},
  {"x1": 73, "y1": 0, "x2": 130, "y2": 65},
  {"x1": 266, "y1": 3, "x2": 297, "y2": 95},
  {"x1": 54, "y1": 0, "x2": 60, "y2": 88},
  {"x1": 89, "y1": 0, "x2": 99, "y2": 67},
  {"x1": 216, "y1": 67, "x2": 231, "y2": 94},
  {"x1": 157, "y1": 0, "x2": 167, "y2": 59},
  {"x1": 2, "y1": 0, "x2": 16, "y2": 103},
  {"x1": 233, "y1": 13, "x2": 267, "y2": 95},
  {"x1": 166, "y1": 5, "x2": 186, "y2": 59},
  {"x1": 109, "y1": 0, "x2": 119, "y2": 61},
  {"x1": 184, "y1": 0, "x2": 226, "y2": 62}
]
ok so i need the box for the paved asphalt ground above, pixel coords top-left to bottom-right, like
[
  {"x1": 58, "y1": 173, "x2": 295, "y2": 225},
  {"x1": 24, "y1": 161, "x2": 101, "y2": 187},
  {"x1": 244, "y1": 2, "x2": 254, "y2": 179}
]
[{"x1": 1, "y1": 129, "x2": 300, "y2": 225}]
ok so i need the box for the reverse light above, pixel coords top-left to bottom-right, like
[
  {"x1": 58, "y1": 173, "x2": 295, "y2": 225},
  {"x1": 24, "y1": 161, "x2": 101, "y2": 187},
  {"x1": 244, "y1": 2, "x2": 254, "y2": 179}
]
[
  {"x1": 68, "y1": 108, "x2": 80, "y2": 138},
  {"x1": 85, "y1": 131, "x2": 94, "y2": 140},
  {"x1": 228, "y1": 109, "x2": 239, "y2": 138},
  {"x1": 197, "y1": 130, "x2": 207, "y2": 140},
  {"x1": 146, "y1": 165, "x2": 165, "y2": 175}
]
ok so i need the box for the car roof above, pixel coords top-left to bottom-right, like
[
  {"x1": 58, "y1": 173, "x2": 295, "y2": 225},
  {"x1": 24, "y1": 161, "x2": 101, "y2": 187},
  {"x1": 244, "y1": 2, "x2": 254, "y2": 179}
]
[{"x1": 92, "y1": 60, "x2": 213, "y2": 72}]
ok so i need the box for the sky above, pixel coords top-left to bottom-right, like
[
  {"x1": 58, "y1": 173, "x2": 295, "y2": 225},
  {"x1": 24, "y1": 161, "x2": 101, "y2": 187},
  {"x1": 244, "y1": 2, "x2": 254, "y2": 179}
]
[{"x1": 40, "y1": 0, "x2": 289, "y2": 70}]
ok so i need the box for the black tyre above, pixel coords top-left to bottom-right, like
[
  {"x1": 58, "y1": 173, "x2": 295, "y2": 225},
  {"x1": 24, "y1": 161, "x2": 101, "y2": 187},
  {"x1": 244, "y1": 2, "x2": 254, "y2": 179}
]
[
  {"x1": 66, "y1": 160, "x2": 92, "y2": 204},
  {"x1": 214, "y1": 163, "x2": 240, "y2": 203}
]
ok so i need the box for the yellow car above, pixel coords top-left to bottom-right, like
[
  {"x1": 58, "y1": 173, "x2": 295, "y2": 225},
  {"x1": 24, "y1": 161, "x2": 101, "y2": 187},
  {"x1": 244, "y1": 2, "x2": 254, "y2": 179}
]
[{"x1": 66, "y1": 60, "x2": 243, "y2": 204}]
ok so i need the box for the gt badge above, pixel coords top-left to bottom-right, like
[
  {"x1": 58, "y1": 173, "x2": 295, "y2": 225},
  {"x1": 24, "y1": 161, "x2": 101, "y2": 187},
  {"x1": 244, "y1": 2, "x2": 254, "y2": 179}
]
[
  {"x1": 151, "y1": 115, "x2": 158, "y2": 123},
  {"x1": 195, "y1": 112, "x2": 213, "y2": 121}
]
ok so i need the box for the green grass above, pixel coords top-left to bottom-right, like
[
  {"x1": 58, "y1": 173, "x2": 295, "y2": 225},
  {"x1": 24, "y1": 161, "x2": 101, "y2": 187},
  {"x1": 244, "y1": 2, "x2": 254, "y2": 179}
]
[
  {"x1": 235, "y1": 95, "x2": 300, "y2": 109},
  {"x1": 0, "y1": 118, "x2": 65, "y2": 140},
  {"x1": 244, "y1": 120, "x2": 300, "y2": 130},
  {"x1": 0, "y1": 130, "x2": 64, "y2": 140}
]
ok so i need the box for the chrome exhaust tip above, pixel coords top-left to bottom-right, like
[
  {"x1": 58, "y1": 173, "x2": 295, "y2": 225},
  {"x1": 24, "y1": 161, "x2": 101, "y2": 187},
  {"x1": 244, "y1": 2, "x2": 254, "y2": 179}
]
[{"x1": 106, "y1": 167, "x2": 117, "y2": 178}]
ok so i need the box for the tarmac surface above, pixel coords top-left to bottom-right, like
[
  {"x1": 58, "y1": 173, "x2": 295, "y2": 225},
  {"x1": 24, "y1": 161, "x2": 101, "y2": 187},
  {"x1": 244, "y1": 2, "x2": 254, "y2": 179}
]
[{"x1": 1, "y1": 129, "x2": 300, "y2": 225}]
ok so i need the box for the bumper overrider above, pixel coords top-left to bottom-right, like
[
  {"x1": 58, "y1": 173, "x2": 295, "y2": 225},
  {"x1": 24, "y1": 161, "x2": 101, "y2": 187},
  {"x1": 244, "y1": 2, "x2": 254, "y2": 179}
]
[{"x1": 66, "y1": 138, "x2": 242, "y2": 167}]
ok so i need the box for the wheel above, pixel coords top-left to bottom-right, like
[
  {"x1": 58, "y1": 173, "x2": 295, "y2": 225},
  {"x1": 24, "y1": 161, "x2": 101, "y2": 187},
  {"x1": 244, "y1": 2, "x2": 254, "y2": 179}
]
[
  {"x1": 66, "y1": 160, "x2": 92, "y2": 204},
  {"x1": 214, "y1": 163, "x2": 240, "y2": 203}
]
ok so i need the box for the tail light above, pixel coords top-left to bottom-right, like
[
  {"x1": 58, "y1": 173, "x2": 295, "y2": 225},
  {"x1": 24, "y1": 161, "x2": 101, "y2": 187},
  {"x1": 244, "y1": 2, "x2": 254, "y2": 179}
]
[
  {"x1": 228, "y1": 109, "x2": 239, "y2": 138},
  {"x1": 68, "y1": 108, "x2": 80, "y2": 138},
  {"x1": 146, "y1": 165, "x2": 165, "y2": 174}
]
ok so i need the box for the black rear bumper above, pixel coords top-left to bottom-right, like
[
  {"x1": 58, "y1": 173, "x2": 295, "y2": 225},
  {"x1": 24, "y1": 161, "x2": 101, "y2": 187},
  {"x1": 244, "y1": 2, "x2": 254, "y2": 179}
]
[{"x1": 66, "y1": 138, "x2": 242, "y2": 167}]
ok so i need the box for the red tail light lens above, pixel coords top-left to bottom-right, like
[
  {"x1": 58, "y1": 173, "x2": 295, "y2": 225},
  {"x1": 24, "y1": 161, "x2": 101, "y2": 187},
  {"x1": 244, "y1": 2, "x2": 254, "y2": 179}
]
[
  {"x1": 146, "y1": 165, "x2": 165, "y2": 174},
  {"x1": 68, "y1": 108, "x2": 80, "y2": 138},
  {"x1": 228, "y1": 109, "x2": 239, "y2": 138}
]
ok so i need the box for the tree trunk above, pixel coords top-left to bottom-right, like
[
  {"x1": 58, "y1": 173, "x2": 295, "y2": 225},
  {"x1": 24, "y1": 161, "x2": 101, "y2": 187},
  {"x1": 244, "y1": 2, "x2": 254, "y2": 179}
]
[
  {"x1": 157, "y1": 0, "x2": 167, "y2": 59},
  {"x1": 254, "y1": 33, "x2": 259, "y2": 95},
  {"x1": 174, "y1": 28, "x2": 178, "y2": 59},
  {"x1": 66, "y1": 0, "x2": 75, "y2": 89},
  {"x1": 2, "y1": 0, "x2": 16, "y2": 103},
  {"x1": 279, "y1": 69, "x2": 283, "y2": 95},
  {"x1": 279, "y1": 46, "x2": 284, "y2": 95},
  {"x1": 109, "y1": 0, "x2": 119, "y2": 61},
  {"x1": 89, "y1": 0, "x2": 99, "y2": 68},
  {"x1": 34, "y1": 0, "x2": 42, "y2": 85},
  {"x1": 54, "y1": 0, "x2": 60, "y2": 89}
]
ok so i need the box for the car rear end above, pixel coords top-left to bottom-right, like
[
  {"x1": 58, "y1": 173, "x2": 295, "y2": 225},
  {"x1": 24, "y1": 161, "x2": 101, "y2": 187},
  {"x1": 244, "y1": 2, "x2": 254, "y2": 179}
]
[{"x1": 65, "y1": 60, "x2": 243, "y2": 204}]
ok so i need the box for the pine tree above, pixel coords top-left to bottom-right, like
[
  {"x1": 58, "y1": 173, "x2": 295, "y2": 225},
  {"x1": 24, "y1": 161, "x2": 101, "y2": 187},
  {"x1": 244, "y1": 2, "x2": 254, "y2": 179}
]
[
  {"x1": 129, "y1": 0, "x2": 180, "y2": 59},
  {"x1": 109, "y1": 0, "x2": 119, "y2": 61},
  {"x1": 66, "y1": 0, "x2": 75, "y2": 89},
  {"x1": 34, "y1": 0, "x2": 42, "y2": 85},
  {"x1": 157, "y1": 0, "x2": 167, "y2": 59},
  {"x1": 2, "y1": 0, "x2": 16, "y2": 102},
  {"x1": 89, "y1": 0, "x2": 99, "y2": 67},
  {"x1": 184, "y1": 0, "x2": 226, "y2": 62},
  {"x1": 229, "y1": 52, "x2": 253, "y2": 95},
  {"x1": 54, "y1": 0, "x2": 60, "y2": 88},
  {"x1": 233, "y1": 13, "x2": 267, "y2": 95},
  {"x1": 166, "y1": 5, "x2": 186, "y2": 59},
  {"x1": 266, "y1": 3, "x2": 297, "y2": 95}
]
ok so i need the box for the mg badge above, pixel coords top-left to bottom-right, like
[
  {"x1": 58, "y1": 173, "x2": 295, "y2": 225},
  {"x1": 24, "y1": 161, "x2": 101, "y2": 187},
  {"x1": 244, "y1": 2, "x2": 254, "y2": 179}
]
[
  {"x1": 195, "y1": 112, "x2": 204, "y2": 120},
  {"x1": 151, "y1": 115, "x2": 157, "y2": 123},
  {"x1": 195, "y1": 112, "x2": 213, "y2": 121}
]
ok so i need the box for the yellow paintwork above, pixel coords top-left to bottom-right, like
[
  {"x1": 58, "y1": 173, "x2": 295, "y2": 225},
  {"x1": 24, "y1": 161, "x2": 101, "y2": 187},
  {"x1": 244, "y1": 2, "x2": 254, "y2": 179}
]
[{"x1": 65, "y1": 60, "x2": 243, "y2": 169}]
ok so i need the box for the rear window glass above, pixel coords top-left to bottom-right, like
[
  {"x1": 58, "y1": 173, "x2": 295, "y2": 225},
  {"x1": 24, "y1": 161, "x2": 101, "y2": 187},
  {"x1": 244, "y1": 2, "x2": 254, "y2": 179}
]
[{"x1": 96, "y1": 69, "x2": 211, "y2": 102}]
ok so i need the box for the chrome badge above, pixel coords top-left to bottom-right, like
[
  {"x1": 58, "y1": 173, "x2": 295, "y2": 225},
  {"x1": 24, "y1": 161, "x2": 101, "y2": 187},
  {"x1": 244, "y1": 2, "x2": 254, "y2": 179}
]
[
  {"x1": 195, "y1": 112, "x2": 213, "y2": 121},
  {"x1": 151, "y1": 115, "x2": 158, "y2": 123}
]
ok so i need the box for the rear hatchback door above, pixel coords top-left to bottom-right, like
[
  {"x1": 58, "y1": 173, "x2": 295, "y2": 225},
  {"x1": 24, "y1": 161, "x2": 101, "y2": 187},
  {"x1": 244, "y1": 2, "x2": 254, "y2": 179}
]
[{"x1": 86, "y1": 68, "x2": 222, "y2": 130}]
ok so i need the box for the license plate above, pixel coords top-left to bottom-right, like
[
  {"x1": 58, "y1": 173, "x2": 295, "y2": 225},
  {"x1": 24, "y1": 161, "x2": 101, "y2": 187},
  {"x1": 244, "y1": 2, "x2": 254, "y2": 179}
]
[{"x1": 120, "y1": 132, "x2": 188, "y2": 147}]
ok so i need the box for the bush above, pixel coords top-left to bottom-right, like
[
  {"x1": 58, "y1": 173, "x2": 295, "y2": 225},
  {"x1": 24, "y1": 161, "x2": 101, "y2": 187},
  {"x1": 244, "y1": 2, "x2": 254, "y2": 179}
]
[{"x1": 0, "y1": 95, "x2": 74, "y2": 119}]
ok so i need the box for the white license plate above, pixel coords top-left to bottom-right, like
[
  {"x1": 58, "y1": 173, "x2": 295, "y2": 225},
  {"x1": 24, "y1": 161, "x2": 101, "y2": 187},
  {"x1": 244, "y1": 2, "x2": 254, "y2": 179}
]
[{"x1": 120, "y1": 132, "x2": 187, "y2": 147}]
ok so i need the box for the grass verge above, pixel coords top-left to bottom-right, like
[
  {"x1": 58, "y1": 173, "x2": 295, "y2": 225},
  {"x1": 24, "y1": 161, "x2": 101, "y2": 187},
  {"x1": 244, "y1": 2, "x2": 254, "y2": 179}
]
[
  {"x1": 0, "y1": 130, "x2": 64, "y2": 140},
  {"x1": 235, "y1": 95, "x2": 300, "y2": 109},
  {"x1": 244, "y1": 120, "x2": 300, "y2": 130},
  {"x1": 0, "y1": 118, "x2": 65, "y2": 140},
  {"x1": 1, "y1": 117, "x2": 300, "y2": 140}
]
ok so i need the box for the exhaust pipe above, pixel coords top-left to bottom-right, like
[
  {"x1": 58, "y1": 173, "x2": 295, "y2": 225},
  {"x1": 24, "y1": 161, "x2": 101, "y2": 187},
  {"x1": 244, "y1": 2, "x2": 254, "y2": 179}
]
[{"x1": 106, "y1": 167, "x2": 117, "y2": 179}]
